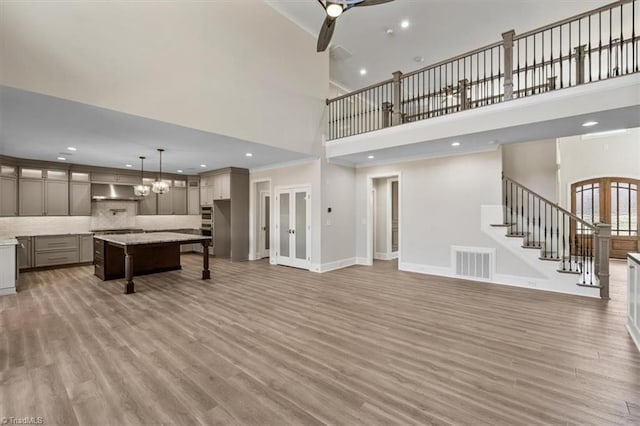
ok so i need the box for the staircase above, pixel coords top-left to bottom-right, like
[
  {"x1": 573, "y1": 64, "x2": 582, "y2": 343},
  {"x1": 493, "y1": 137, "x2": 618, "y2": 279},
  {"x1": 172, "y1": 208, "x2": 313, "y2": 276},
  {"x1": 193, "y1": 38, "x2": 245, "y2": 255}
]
[{"x1": 491, "y1": 174, "x2": 611, "y2": 299}]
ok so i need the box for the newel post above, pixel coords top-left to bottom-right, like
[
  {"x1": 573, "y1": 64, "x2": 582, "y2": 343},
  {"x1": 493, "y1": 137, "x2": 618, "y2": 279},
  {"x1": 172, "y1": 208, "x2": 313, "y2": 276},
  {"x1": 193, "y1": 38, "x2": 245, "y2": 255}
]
[
  {"x1": 594, "y1": 223, "x2": 611, "y2": 299},
  {"x1": 502, "y1": 30, "x2": 516, "y2": 101},
  {"x1": 574, "y1": 44, "x2": 587, "y2": 85},
  {"x1": 392, "y1": 71, "x2": 403, "y2": 125}
]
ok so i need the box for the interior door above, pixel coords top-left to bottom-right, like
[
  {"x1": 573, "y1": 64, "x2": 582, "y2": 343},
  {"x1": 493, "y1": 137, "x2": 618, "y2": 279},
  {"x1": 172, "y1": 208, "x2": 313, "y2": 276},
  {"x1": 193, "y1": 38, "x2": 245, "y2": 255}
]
[
  {"x1": 276, "y1": 188, "x2": 310, "y2": 269},
  {"x1": 259, "y1": 191, "x2": 270, "y2": 259}
]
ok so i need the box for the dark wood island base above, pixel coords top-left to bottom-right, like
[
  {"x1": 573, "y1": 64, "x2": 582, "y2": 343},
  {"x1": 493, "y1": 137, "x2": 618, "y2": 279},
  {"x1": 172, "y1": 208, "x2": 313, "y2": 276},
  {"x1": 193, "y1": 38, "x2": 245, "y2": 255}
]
[{"x1": 94, "y1": 232, "x2": 212, "y2": 294}]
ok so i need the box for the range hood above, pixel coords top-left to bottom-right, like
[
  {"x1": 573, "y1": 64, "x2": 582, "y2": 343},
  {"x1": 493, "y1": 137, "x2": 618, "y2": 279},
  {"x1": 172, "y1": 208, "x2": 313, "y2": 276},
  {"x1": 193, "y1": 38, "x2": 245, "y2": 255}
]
[{"x1": 91, "y1": 183, "x2": 143, "y2": 201}]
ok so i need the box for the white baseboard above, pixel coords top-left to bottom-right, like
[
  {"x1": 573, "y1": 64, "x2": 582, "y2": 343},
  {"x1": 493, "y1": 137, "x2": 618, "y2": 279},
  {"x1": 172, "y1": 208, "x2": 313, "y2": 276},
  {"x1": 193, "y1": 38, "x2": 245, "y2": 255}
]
[
  {"x1": 311, "y1": 257, "x2": 357, "y2": 273},
  {"x1": 374, "y1": 252, "x2": 392, "y2": 260},
  {"x1": 391, "y1": 251, "x2": 399, "y2": 259},
  {"x1": 0, "y1": 287, "x2": 16, "y2": 296},
  {"x1": 356, "y1": 257, "x2": 371, "y2": 266},
  {"x1": 398, "y1": 262, "x2": 599, "y2": 298},
  {"x1": 627, "y1": 324, "x2": 640, "y2": 353}
]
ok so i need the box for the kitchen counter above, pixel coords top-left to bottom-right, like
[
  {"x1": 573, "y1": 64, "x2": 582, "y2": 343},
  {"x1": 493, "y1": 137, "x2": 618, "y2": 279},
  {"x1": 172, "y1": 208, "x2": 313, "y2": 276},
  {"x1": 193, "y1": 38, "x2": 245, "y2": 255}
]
[
  {"x1": 0, "y1": 238, "x2": 19, "y2": 246},
  {"x1": 94, "y1": 232, "x2": 212, "y2": 294},
  {"x1": 629, "y1": 253, "x2": 640, "y2": 264}
]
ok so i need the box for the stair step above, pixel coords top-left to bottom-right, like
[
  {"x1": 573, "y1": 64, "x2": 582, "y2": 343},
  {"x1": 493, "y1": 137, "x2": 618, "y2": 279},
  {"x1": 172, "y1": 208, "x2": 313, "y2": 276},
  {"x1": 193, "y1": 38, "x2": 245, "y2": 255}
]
[
  {"x1": 506, "y1": 233, "x2": 529, "y2": 238},
  {"x1": 557, "y1": 268, "x2": 580, "y2": 275},
  {"x1": 521, "y1": 244, "x2": 542, "y2": 249},
  {"x1": 490, "y1": 223, "x2": 516, "y2": 227},
  {"x1": 539, "y1": 255, "x2": 561, "y2": 261}
]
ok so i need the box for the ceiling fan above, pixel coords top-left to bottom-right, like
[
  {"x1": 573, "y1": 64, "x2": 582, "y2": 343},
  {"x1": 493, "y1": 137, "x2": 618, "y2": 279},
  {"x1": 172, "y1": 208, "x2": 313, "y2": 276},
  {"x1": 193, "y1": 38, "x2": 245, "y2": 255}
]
[{"x1": 316, "y1": 0, "x2": 395, "y2": 52}]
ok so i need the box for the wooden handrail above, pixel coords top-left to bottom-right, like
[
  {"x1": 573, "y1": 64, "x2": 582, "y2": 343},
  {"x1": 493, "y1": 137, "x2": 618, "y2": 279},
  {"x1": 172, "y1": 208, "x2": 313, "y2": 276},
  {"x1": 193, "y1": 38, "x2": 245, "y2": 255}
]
[{"x1": 503, "y1": 175, "x2": 596, "y2": 230}]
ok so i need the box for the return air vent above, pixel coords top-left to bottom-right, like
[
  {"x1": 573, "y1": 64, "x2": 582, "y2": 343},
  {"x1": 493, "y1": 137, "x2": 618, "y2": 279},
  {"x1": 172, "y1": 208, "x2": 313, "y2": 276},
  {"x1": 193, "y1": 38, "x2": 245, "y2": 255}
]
[{"x1": 452, "y1": 246, "x2": 494, "y2": 280}]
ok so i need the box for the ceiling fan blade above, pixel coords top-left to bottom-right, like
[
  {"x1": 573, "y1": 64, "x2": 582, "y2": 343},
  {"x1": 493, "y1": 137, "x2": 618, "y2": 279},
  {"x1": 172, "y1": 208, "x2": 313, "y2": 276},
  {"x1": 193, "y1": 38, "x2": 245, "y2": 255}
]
[
  {"x1": 317, "y1": 15, "x2": 337, "y2": 52},
  {"x1": 355, "y1": 0, "x2": 395, "y2": 6}
]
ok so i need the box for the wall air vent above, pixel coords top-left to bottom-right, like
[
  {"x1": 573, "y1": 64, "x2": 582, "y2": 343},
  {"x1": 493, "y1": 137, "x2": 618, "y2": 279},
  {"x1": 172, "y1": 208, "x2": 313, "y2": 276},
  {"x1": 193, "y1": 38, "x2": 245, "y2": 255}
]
[{"x1": 452, "y1": 246, "x2": 495, "y2": 280}]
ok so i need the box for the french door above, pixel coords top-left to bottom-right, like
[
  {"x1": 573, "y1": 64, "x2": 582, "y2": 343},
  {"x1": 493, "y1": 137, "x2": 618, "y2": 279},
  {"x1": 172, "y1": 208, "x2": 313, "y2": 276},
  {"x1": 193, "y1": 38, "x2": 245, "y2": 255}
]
[
  {"x1": 259, "y1": 191, "x2": 270, "y2": 259},
  {"x1": 275, "y1": 187, "x2": 311, "y2": 269},
  {"x1": 572, "y1": 177, "x2": 639, "y2": 259}
]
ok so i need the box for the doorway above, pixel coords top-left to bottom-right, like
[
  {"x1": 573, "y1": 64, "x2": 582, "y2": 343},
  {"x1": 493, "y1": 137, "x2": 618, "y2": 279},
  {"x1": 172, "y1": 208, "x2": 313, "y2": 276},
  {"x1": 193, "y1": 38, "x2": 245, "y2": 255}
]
[
  {"x1": 251, "y1": 179, "x2": 271, "y2": 261},
  {"x1": 275, "y1": 186, "x2": 311, "y2": 269},
  {"x1": 572, "y1": 177, "x2": 639, "y2": 258},
  {"x1": 368, "y1": 173, "x2": 401, "y2": 265},
  {"x1": 258, "y1": 191, "x2": 270, "y2": 259}
]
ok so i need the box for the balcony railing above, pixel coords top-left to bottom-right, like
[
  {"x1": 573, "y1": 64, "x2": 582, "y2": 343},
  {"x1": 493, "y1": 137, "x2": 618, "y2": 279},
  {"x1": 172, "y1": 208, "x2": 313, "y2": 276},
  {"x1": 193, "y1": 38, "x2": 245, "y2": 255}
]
[{"x1": 326, "y1": 0, "x2": 640, "y2": 141}]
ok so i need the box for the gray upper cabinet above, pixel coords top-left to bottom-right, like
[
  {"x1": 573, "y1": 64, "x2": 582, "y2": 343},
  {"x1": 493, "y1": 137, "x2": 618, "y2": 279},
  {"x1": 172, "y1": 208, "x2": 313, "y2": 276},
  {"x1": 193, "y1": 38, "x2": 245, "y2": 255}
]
[
  {"x1": 188, "y1": 181, "x2": 200, "y2": 215},
  {"x1": 139, "y1": 193, "x2": 157, "y2": 215},
  {"x1": 45, "y1": 180, "x2": 69, "y2": 216},
  {"x1": 172, "y1": 187, "x2": 187, "y2": 215},
  {"x1": 213, "y1": 173, "x2": 230, "y2": 200},
  {"x1": 0, "y1": 176, "x2": 18, "y2": 216},
  {"x1": 158, "y1": 191, "x2": 173, "y2": 215},
  {"x1": 70, "y1": 181, "x2": 91, "y2": 216},
  {"x1": 19, "y1": 178, "x2": 44, "y2": 216}
]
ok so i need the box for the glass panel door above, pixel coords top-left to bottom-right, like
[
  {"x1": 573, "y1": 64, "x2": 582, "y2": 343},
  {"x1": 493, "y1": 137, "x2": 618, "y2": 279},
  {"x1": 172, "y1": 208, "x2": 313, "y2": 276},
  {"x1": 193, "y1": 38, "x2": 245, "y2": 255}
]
[
  {"x1": 279, "y1": 193, "x2": 290, "y2": 258},
  {"x1": 295, "y1": 191, "x2": 307, "y2": 261}
]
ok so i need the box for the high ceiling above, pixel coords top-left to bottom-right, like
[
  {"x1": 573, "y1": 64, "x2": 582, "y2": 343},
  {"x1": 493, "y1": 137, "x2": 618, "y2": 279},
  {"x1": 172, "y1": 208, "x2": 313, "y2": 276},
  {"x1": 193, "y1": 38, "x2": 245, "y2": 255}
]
[
  {"x1": 0, "y1": 87, "x2": 313, "y2": 174},
  {"x1": 266, "y1": 0, "x2": 612, "y2": 91}
]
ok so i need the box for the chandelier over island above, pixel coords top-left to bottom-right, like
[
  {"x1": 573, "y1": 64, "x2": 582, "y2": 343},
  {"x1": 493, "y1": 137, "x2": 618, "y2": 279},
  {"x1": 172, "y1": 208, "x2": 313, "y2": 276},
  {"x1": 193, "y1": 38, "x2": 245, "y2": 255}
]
[
  {"x1": 152, "y1": 148, "x2": 170, "y2": 195},
  {"x1": 133, "y1": 156, "x2": 150, "y2": 197}
]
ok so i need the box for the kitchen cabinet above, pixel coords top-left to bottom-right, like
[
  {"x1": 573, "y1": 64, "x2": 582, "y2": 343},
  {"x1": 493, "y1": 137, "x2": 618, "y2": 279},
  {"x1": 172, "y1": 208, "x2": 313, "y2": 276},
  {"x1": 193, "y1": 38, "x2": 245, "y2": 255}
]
[
  {"x1": 17, "y1": 237, "x2": 32, "y2": 270},
  {"x1": 158, "y1": 192, "x2": 173, "y2": 215},
  {"x1": 0, "y1": 176, "x2": 17, "y2": 216},
  {"x1": 139, "y1": 193, "x2": 157, "y2": 215},
  {"x1": 70, "y1": 181, "x2": 91, "y2": 216},
  {"x1": 34, "y1": 235, "x2": 79, "y2": 268},
  {"x1": 172, "y1": 187, "x2": 187, "y2": 215},
  {"x1": 213, "y1": 173, "x2": 230, "y2": 200},
  {"x1": 19, "y1": 178, "x2": 44, "y2": 216},
  {"x1": 80, "y1": 235, "x2": 94, "y2": 263},
  {"x1": 45, "y1": 180, "x2": 69, "y2": 216},
  {"x1": 0, "y1": 241, "x2": 17, "y2": 295},
  {"x1": 188, "y1": 181, "x2": 200, "y2": 215}
]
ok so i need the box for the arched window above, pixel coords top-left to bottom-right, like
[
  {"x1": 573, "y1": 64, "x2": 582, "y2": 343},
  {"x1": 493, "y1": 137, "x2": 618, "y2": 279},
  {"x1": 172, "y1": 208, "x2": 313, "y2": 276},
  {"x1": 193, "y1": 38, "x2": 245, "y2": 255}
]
[{"x1": 572, "y1": 177, "x2": 639, "y2": 259}]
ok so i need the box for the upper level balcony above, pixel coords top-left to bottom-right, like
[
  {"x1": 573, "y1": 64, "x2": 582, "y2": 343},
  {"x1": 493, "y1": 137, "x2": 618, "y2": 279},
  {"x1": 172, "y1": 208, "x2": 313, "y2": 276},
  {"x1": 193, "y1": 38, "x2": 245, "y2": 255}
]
[{"x1": 325, "y1": 0, "x2": 640, "y2": 165}]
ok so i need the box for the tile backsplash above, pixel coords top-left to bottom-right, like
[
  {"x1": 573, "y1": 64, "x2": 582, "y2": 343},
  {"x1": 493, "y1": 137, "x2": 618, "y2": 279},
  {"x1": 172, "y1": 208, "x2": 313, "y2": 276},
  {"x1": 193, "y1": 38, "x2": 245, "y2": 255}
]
[
  {"x1": 91, "y1": 201, "x2": 137, "y2": 230},
  {"x1": 0, "y1": 200, "x2": 200, "y2": 237}
]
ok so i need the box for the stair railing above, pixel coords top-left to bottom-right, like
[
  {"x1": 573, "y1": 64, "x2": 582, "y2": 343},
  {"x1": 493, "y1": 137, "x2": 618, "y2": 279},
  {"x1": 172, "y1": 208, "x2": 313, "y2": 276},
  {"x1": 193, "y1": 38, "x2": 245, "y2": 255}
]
[{"x1": 502, "y1": 174, "x2": 611, "y2": 298}]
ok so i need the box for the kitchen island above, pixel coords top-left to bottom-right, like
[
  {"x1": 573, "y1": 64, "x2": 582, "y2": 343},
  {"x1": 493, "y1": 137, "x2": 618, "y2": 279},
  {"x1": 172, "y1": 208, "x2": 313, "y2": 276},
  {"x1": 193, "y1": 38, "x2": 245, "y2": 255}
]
[
  {"x1": 94, "y1": 232, "x2": 212, "y2": 294},
  {"x1": 0, "y1": 238, "x2": 18, "y2": 296}
]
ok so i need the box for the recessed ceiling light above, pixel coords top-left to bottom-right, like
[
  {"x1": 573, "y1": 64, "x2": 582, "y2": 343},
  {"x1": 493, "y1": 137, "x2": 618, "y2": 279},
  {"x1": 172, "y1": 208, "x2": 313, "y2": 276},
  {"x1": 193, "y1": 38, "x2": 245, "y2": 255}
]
[
  {"x1": 368, "y1": 155, "x2": 375, "y2": 159},
  {"x1": 386, "y1": 28, "x2": 394, "y2": 35},
  {"x1": 360, "y1": 68, "x2": 367, "y2": 76},
  {"x1": 177, "y1": 169, "x2": 183, "y2": 173},
  {"x1": 200, "y1": 164, "x2": 207, "y2": 168},
  {"x1": 582, "y1": 121, "x2": 599, "y2": 127},
  {"x1": 67, "y1": 147, "x2": 77, "y2": 151},
  {"x1": 125, "y1": 164, "x2": 133, "y2": 168},
  {"x1": 401, "y1": 20, "x2": 410, "y2": 29},
  {"x1": 245, "y1": 153, "x2": 253, "y2": 157},
  {"x1": 57, "y1": 157, "x2": 66, "y2": 161},
  {"x1": 451, "y1": 142, "x2": 461, "y2": 147}
]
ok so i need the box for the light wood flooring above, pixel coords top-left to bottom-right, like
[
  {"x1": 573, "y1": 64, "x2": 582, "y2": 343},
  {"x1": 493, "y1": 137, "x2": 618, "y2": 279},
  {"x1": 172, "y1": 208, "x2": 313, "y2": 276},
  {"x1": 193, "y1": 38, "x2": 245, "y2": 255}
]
[{"x1": 1, "y1": 256, "x2": 639, "y2": 425}]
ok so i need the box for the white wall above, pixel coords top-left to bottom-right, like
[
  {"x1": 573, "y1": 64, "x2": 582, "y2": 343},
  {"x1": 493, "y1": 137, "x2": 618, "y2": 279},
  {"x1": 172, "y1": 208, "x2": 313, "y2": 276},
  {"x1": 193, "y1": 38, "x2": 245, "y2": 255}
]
[
  {"x1": 502, "y1": 139, "x2": 558, "y2": 201},
  {"x1": 0, "y1": 0, "x2": 328, "y2": 155},
  {"x1": 558, "y1": 128, "x2": 640, "y2": 209},
  {"x1": 321, "y1": 160, "x2": 356, "y2": 267},
  {"x1": 355, "y1": 150, "x2": 542, "y2": 278}
]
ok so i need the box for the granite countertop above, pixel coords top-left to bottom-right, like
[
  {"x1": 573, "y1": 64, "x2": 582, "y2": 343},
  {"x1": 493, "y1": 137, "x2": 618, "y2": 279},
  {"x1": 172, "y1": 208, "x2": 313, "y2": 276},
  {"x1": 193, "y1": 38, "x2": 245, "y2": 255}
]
[
  {"x1": 94, "y1": 232, "x2": 211, "y2": 246},
  {"x1": 0, "y1": 238, "x2": 19, "y2": 246},
  {"x1": 629, "y1": 253, "x2": 640, "y2": 264},
  {"x1": 16, "y1": 232, "x2": 95, "y2": 238}
]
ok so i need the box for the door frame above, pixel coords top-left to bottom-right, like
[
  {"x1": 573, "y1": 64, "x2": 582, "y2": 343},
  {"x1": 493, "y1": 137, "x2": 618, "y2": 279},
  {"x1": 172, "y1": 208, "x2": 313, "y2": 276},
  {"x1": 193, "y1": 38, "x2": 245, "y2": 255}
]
[
  {"x1": 274, "y1": 184, "x2": 312, "y2": 270},
  {"x1": 249, "y1": 178, "x2": 271, "y2": 261},
  {"x1": 366, "y1": 172, "x2": 402, "y2": 266},
  {"x1": 389, "y1": 177, "x2": 399, "y2": 259}
]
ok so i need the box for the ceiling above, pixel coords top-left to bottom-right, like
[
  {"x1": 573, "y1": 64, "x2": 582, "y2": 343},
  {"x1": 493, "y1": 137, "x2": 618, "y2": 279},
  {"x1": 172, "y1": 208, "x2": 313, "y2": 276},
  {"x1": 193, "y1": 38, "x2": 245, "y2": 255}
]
[
  {"x1": 0, "y1": 86, "x2": 314, "y2": 174},
  {"x1": 266, "y1": 0, "x2": 612, "y2": 91}
]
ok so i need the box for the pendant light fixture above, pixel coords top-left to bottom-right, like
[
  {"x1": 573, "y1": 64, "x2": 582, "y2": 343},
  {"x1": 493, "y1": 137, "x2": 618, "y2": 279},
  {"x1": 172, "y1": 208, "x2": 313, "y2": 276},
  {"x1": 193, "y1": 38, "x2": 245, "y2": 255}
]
[
  {"x1": 151, "y1": 148, "x2": 170, "y2": 194},
  {"x1": 133, "y1": 156, "x2": 151, "y2": 197}
]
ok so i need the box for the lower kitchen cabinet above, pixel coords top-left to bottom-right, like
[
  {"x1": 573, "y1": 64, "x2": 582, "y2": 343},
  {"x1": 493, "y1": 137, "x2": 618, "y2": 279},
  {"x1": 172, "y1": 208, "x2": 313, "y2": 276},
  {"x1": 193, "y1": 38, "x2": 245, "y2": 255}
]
[
  {"x1": 17, "y1": 237, "x2": 32, "y2": 269},
  {"x1": 80, "y1": 235, "x2": 94, "y2": 263}
]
